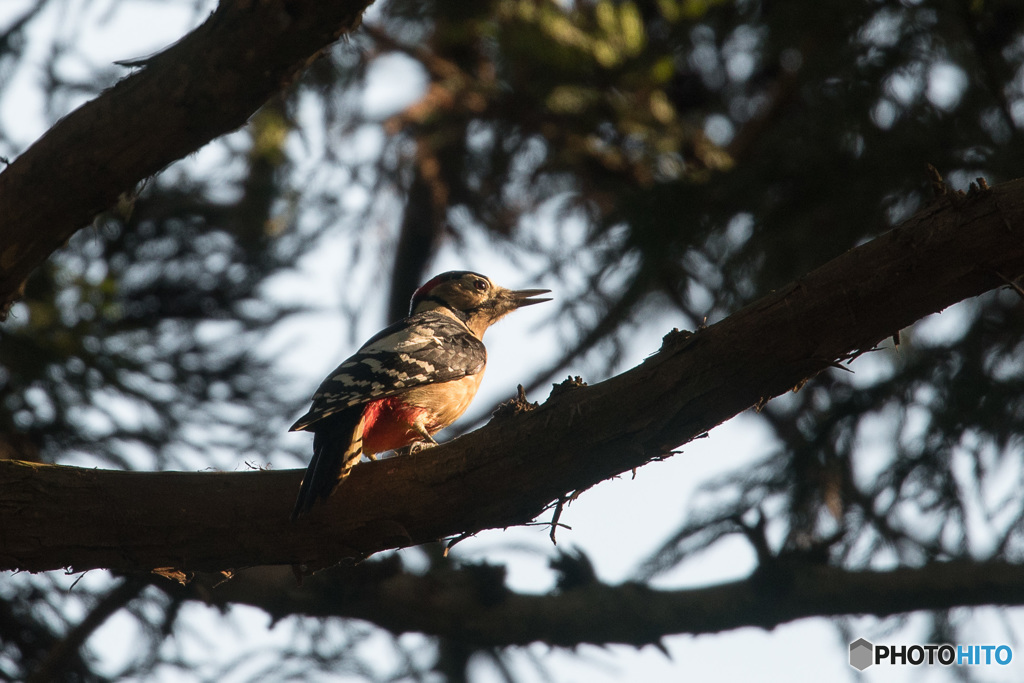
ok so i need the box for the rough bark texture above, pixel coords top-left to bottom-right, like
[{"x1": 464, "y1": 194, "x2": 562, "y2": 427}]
[
  {"x1": 0, "y1": 0, "x2": 373, "y2": 317},
  {"x1": 3, "y1": 181, "x2": 1024, "y2": 574},
  {"x1": 182, "y1": 557, "x2": 1024, "y2": 646}
]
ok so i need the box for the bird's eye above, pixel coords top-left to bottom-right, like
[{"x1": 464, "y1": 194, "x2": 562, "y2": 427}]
[{"x1": 473, "y1": 279, "x2": 488, "y2": 292}]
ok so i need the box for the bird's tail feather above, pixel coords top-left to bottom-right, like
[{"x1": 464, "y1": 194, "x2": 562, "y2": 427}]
[{"x1": 291, "y1": 409, "x2": 365, "y2": 520}]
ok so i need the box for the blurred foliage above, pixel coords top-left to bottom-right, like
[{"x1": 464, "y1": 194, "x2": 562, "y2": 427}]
[{"x1": 3, "y1": 0, "x2": 1024, "y2": 681}]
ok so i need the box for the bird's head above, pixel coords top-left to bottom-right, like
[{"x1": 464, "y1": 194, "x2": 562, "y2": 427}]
[{"x1": 410, "y1": 271, "x2": 551, "y2": 338}]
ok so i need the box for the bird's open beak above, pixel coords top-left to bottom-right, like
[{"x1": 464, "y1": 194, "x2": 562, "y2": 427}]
[{"x1": 510, "y1": 288, "x2": 552, "y2": 308}]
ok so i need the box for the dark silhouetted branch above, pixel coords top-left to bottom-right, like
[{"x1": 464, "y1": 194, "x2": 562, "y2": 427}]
[
  {"x1": 0, "y1": 0, "x2": 374, "y2": 316},
  {"x1": 3, "y1": 181, "x2": 1024, "y2": 574}
]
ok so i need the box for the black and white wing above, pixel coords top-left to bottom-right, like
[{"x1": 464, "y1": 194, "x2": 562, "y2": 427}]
[{"x1": 289, "y1": 311, "x2": 486, "y2": 432}]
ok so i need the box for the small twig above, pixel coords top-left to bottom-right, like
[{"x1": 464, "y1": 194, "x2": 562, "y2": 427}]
[
  {"x1": 996, "y1": 271, "x2": 1024, "y2": 302},
  {"x1": 652, "y1": 639, "x2": 672, "y2": 658},
  {"x1": 443, "y1": 531, "x2": 478, "y2": 557},
  {"x1": 549, "y1": 496, "x2": 567, "y2": 545},
  {"x1": 927, "y1": 163, "x2": 946, "y2": 197},
  {"x1": 824, "y1": 359, "x2": 855, "y2": 373}
]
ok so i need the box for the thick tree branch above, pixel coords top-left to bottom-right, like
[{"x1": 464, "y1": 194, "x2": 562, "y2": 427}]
[
  {"x1": 3, "y1": 181, "x2": 1024, "y2": 574},
  {"x1": 180, "y1": 556, "x2": 1024, "y2": 646},
  {"x1": 0, "y1": 0, "x2": 374, "y2": 316}
]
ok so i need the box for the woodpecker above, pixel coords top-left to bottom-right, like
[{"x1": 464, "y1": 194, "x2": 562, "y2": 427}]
[{"x1": 290, "y1": 270, "x2": 550, "y2": 518}]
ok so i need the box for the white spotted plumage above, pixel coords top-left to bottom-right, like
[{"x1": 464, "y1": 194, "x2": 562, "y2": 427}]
[{"x1": 289, "y1": 311, "x2": 486, "y2": 432}]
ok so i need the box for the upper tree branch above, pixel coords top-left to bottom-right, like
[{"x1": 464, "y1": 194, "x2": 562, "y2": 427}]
[
  {"x1": 0, "y1": 0, "x2": 374, "y2": 316},
  {"x1": 3, "y1": 181, "x2": 1024, "y2": 574}
]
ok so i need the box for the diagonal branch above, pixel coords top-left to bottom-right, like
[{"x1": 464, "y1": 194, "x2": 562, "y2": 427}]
[
  {"x1": 3, "y1": 180, "x2": 1024, "y2": 574},
  {"x1": 0, "y1": 0, "x2": 375, "y2": 316}
]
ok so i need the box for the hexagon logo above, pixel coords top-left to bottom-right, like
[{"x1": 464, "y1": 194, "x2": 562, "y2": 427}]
[{"x1": 850, "y1": 638, "x2": 874, "y2": 671}]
